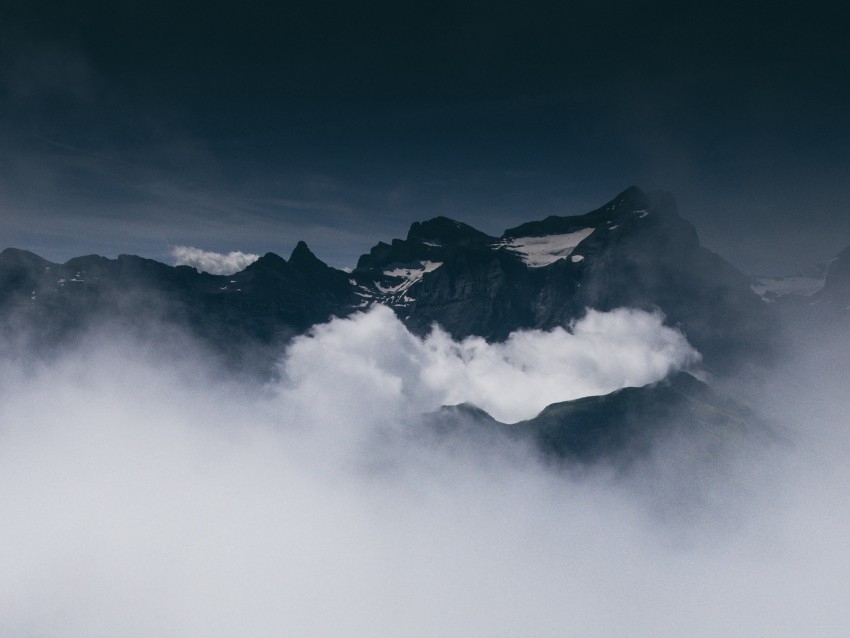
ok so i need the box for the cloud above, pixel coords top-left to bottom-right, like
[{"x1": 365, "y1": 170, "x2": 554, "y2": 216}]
[
  {"x1": 0, "y1": 306, "x2": 848, "y2": 637},
  {"x1": 170, "y1": 245, "x2": 260, "y2": 275},
  {"x1": 282, "y1": 305, "x2": 700, "y2": 422}
]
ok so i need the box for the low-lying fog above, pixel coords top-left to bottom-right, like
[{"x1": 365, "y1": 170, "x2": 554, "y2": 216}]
[{"x1": 0, "y1": 306, "x2": 847, "y2": 636}]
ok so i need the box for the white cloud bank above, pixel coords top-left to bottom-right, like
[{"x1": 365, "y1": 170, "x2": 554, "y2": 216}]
[
  {"x1": 170, "y1": 245, "x2": 259, "y2": 275},
  {"x1": 0, "y1": 308, "x2": 848, "y2": 637},
  {"x1": 282, "y1": 305, "x2": 700, "y2": 423}
]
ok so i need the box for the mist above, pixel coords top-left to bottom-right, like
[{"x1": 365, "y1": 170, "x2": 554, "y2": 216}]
[{"x1": 1, "y1": 306, "x2": 848, "y2": 637}]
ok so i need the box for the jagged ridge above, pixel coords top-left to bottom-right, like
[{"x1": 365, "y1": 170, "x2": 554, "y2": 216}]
[{"x1": 0, "y1": 187, "x2": 786, "y2": 373}]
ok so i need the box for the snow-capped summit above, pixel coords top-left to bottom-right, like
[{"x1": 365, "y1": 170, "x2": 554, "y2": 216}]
[{"x1": 493, "y1": 186, "x2": 671, "y2": 268}]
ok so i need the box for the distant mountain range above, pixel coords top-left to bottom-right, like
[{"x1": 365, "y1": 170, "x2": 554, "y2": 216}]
[
  {"x1": 2, "y1": 186, "x2": 846, "y2": 463},
  {"x1": 751, "y1": 245, "x2": 850, "y2": 317}
]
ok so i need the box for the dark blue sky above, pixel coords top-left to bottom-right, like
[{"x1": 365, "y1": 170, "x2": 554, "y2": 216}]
[{"x1": 2, "y1": 0, "x2": 849, "y2": 273}]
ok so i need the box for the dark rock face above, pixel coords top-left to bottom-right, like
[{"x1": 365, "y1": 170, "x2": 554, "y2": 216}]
[
  {"x1": 517, "y1": 371, "x2": 761, "y2": 464},
  {"x1": 221, "y1": 243, "x2": 356, "y2": 342},
  {"x1": 351, "y1": 216, "x2": 500, "y2": 316},
  {"x1": 356, "y1": 217, "x2": 495, "y2": 272},
  {"x1": 424, "y1": 372, "x2": 767, "y2": 467},
  {"x1": 401, "y1": 248, "x2": 538, "y2": 340}
]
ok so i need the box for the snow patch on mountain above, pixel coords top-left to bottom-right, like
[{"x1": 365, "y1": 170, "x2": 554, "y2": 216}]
[
  {"x1": 751, "y1": 275, "x2": 825, "y2": 301},
  {"x1": 495, "y1": 228, "x2": 595, "y2": 267},
  {"x1": 376, "y1": 261, "x2": 443, "y2": 295}
]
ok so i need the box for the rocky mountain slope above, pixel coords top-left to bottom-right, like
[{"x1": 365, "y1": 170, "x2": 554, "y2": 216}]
[
  {"x1": 1, "y1": 187, "x2": 782, "y2": 374},
  {"x1": 424, "y1": 371, "x2": 768, "y2": 467},
  {"x1": 352, "y1": 186, "x2": 774, "y2": 370}
]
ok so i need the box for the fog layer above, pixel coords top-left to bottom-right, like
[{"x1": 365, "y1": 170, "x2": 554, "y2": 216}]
[{"x1": 0, "y1": 308, "x2": 848, "y2": 637}]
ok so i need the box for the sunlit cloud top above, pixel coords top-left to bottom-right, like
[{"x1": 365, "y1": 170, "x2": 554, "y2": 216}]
[{"x1": 170, "y1": 245, "x2": 259, "y2": 275}]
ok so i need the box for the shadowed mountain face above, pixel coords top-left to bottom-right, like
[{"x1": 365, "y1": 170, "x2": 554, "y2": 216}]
[
  {"x1": 423, "y1": 371, "x2": 769, "y2": 468},
  {"x1": 0, "y1": 242, "x2": 357, "y2": 370},
  {"x1": 518, "y1": 371, "x2": 765, "y2": 465},
  {"x1": 1, "y1": 187, "x2": 776, "y2": 373}
]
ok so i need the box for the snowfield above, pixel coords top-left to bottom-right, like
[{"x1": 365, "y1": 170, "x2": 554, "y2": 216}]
[
  {"x1": 495, "y1": 228, "x2": 595, "y2": 267},
  {"x1": 751, "y1": 275, "x2": 825, "y2": 300},
  {"x1": 376, "y1": 261, "x2": 444, "y2": 295}
]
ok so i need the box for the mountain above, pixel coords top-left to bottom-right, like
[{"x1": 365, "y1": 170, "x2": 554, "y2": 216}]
[
  {"x1": 750, "y1": 245, "x2": 850, "y2": 328},
  {"x1": 805, "y1": 246, "x2": 850, "y2": 318},
  {"x1": 751, "y1": 267, "x2": 827, "y2": 303},
  {"x1": 0, "y1": 187, "x2": 775, "y2": 374},
  {"x1": 0, "y1": 243, "x2": 356, "y2": 369},
  {"x1": 1, "y1": 186, "x2": 797, "y2": 465},
  {"x1": 353, "y1": 186, "x2": 774, "y2": 371},
  {"x1": 424, "y1": 371, "x2": 767, "y2": 467}
]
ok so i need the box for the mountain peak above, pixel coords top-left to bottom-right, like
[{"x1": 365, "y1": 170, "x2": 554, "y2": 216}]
[
  {"x1": 289, "y1": 240, "x2": 318, "y2": 265},
  {"x1": 502, "y1": 186, "x2": 679, "y2": 239},
  {"x1": 289, "y1": 240, "x2": 340, "y2": 278},
  {"x1": 355, "y1": 216, "x2": 494, "y2": 271},
  {"x1": 616, "y1": 184, "x2": 645, "y2": 201},
  {"x1": 0, "y1": 248, "x2": 53, "y2": 269},
  {"x1": 406, "y1": 217, "x2": 494, "y2": 245},
  {"x1": 245, "y1": 252, "x2": 289, "y2": 273}
]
